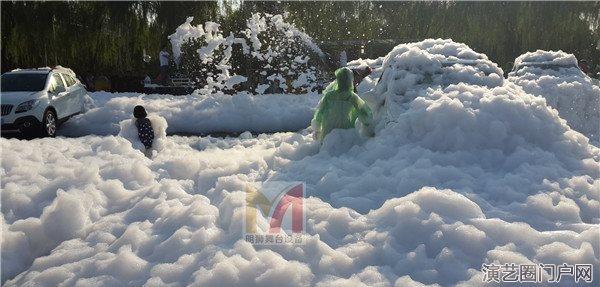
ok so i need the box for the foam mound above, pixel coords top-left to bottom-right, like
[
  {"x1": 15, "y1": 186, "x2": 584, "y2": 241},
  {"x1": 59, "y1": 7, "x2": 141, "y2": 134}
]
[
  {"x1": 511, "y1": 50, "x2": 579, "y2": 68},
  {"x1": 59, "y1": 91, "x2": 319, "y2": 137},
  {"x1": 508, "y1": 50, "x2": 600, "y2": 143},
  {"x1": 358, "y1": 39, "x2": 503, "y2": 123}
]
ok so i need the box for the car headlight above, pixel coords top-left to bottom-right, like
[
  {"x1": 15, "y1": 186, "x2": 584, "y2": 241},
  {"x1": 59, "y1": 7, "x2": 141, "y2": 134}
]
[{"x1": 15, "y1": 99, "x2": 40, "y2": 113}]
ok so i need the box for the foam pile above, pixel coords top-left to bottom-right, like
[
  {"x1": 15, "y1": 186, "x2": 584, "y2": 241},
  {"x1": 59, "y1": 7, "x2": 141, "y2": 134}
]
[
  {"x1": 508, "y1": 50, "x2": 600, "y2": 143},
  {"x1": 59, "y1": 91, "x2": 320, "y2": 137}
]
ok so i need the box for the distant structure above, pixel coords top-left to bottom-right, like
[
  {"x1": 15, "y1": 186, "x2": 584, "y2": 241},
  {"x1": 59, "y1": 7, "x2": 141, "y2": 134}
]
[{"x1": 320, "y1": 39, "x2": 414, "y2": 63}]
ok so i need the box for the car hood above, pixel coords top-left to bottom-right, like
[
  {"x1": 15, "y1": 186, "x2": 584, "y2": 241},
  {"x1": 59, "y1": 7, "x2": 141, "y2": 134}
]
[{"x1": 0, "y1": 91, "x2": 42, "y2": 105}]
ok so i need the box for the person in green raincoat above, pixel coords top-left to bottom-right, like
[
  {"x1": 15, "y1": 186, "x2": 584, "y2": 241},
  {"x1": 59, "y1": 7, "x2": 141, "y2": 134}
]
[{"x1": 312, "y1": 67, "x2": 373, "y2": 141}]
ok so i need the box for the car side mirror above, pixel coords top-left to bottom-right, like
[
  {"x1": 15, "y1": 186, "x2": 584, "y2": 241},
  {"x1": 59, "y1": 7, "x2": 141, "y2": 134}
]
[{"x1": 49, "y1": 88, "x2": 66, "y2": 98}]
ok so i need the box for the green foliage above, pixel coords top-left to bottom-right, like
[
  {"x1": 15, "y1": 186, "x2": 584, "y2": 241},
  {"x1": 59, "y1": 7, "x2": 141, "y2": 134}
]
[
  {"x1": 283, "y1": 1, "x2": 600, "y2": 74},
  {"x1": 178, "y1": 39, "x2": 205, "y2": 84},
  {"x1": 237, "y1": 13, "x2": 325, "y2": 93},
  {"x1": 179, "y1": 37, "x2": 229, "y2": 89},
  {"x1": 2, "y1": 1, "x2": 598, "y2": 78},
  {"x1": 0, "y1": 1, "x2": 218, "y2": 76},
  {"x1": 174, "y1": 13, "x2": 325, "y2": 94}
]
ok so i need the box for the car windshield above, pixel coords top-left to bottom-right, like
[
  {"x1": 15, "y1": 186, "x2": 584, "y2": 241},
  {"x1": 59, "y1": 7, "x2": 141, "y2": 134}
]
[
  {"x1": 1, "y1": 73, "x2": 48, "y2": 92},
  {"x1": 513, "y1": 62, "x2": 579, "y2": 72}
]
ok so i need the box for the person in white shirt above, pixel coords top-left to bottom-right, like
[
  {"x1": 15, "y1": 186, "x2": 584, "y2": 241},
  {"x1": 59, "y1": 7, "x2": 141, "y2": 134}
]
[{"x1": 158, "y1": 45, "x2": 171, "y2": 85}]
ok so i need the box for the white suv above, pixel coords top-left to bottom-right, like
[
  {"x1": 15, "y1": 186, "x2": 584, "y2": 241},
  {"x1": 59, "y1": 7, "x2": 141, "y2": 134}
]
[{"x1": 1, "y1": 67, "x2": 87, "y2": 137}]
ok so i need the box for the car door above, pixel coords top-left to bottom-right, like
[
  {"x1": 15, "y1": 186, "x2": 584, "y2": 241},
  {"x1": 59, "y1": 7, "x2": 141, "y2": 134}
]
[
  {"x1": 61, "y1": 73, "x2": 83, "y2": 115},
  {"x1": 73, "y1": 76, "x2": 88, "y2": 113},
  {"x1": 48, "y1": 73, "x2": 70, "y2": 119},
  {"x1": 73, "y1": 75, "x2": 87, "y2": 113}
]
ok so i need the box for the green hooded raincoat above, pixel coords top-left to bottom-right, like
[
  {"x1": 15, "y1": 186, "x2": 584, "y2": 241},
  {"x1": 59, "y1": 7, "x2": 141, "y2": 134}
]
[{"x1": 313, "y1": 68, "x2": 373, "y2": 141}]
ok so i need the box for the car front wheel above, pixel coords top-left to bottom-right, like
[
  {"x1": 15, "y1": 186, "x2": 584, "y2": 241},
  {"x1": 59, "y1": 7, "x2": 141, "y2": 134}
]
[{"x1": 42, "y1": 110, "x2": 57, "y2": 137}]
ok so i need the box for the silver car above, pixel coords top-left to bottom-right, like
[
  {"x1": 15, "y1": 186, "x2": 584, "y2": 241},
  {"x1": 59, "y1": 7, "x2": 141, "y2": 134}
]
[{"x1": 1, "y1": 66, "x2": 87, "y2": 137}]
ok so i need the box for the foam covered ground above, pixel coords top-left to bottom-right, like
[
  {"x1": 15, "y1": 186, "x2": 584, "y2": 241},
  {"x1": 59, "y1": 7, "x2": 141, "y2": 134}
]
[
  {"x1": 60, "y1": 91, "x2": 320, "y2": 136},
  {"x1": 2, "y1": 40, "x2": 599, "y2": 286}
]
